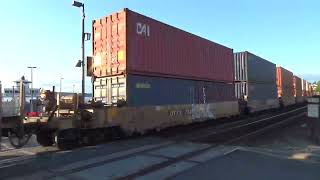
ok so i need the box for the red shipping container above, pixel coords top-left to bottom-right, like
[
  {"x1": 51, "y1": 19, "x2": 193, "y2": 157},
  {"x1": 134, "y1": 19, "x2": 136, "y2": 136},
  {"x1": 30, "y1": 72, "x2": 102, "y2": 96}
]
[
  {"x1": 92, "y1": 9, "x2": 234, "y2": 82},
  {"x1": 308, "y1": 82, "x2": 313, "y2": 96},
  {"x1": 301, "y1": 79, "x2": 307, "y2": 96},
  {"x1": 293, "y1": 76, "x2": 302, "y2": 97},
  {"x1": 276, "y1": 66, "x2": 294, "y2": 98}
]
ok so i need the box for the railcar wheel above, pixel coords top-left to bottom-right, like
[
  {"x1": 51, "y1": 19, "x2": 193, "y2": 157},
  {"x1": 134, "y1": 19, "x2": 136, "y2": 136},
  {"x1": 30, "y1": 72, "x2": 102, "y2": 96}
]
[
  {"x1": 113, "y1": 126, "x2": 127, "y2": 139},
  {"x1": 8, "y1": 129, "x2": 32, "y2": 149},
  {"x1": 83, "y1": 129, "x2": 105, "y2": 146},
  {"x1": 36, "y1": 130, "x2": 54, "y2": 147},
  {"x1": 56, "y1": 129, "x2": 80, "y2": 150}
]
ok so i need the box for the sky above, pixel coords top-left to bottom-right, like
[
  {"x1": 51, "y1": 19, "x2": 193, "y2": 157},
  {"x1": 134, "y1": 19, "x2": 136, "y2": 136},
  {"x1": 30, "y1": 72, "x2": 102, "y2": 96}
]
[{"x1": 0, "y1": 0, "x2": 319, "y2": 93}]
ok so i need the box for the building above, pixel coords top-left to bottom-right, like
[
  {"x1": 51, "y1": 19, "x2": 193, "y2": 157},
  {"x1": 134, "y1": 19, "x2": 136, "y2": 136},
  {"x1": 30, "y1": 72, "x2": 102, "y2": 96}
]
[{"x1": 3, "y1": 76, "x2": 40, "y2": 100}]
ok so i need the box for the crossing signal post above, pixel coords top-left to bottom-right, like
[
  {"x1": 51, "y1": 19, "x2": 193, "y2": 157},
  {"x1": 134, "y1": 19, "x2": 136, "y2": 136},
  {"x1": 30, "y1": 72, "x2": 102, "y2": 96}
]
[{"x1": 307, "y1": 96, "x2": 320, "y2": 143}]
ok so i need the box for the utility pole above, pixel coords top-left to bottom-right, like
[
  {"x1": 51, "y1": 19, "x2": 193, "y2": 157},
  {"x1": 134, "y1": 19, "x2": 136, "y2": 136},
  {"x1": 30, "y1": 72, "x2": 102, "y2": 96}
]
[
  {"x1": 58, "y1": 77, "x2": 64, "y2": 117},
  {"x1": 81, "y1": 4, "x2": 85, "y2": 105},
  {"x1": 72, "y1": 1, "x2": 85, "y2": 104}
]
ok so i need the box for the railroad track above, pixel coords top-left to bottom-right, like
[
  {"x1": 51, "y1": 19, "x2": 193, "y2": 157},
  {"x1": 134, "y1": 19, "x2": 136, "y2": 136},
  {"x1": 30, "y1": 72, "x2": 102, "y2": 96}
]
[
  {"x1": 158, "y1": 105, "x2": 306, "y2": 143},
  {"x1": 117, "y1": 106, "x2": 307, "y2": 180},
  {"x1": 191, "y1": 106, "x2": 306, "y2": 143},
  {"x1": 0, "y1": 106, "x2": 307, "y2": 179}
]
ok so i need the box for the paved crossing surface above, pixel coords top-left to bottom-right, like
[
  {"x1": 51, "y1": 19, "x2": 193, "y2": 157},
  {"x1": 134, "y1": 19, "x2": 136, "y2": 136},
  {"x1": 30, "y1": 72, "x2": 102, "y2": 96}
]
[{"x1": 1, "y1": 136, "x2": 319, "y2": 180}]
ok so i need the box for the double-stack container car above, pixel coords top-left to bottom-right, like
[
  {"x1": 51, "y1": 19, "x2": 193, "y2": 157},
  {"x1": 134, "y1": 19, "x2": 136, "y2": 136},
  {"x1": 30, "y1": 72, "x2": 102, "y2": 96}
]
[
  {"x1": 302, "y1": 79, "x2": 307, "y2": 97},
  {"x1": 91, "y1": 8, "x2": 239, "y2": 133},
  {"x1": 305, "y1": 81, "x2": 310, "y2": 96},
  {"x1": 234, "y1": 51, "x2": 279, "y2": 112},
  {"x1": 293, "y1": 76, "x2": 303, "y2": 103},
  {"x1": 308, "y1": 82, "x2": 312, "y2": 96},
  {"x1": 276, "y1": 66, "x2": 295, "y2": 106}
]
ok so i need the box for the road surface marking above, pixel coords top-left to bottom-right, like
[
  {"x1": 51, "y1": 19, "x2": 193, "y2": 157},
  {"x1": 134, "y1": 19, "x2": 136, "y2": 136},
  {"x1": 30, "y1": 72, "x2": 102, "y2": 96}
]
[
  {"x1": 135, "y1": 161, "x2": 197, "y2": 180},
  {"x1": 52, "y1": 141, "x2": 173, "y2": 173},
  {"x1": 65, "y1": 155, "x2": 167, "y2": 180}
]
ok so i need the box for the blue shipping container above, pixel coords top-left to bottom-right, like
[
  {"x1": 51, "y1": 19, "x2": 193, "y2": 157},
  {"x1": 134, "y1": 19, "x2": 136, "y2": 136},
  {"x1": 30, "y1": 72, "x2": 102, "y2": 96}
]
[
  {"x1": 234, "y1": 51, "x2": 276, "y2": 83},
  {"x1": 235, "y1": 82, "x2": 278, "y2": 100},
  {"x1": 94, "y1": 74, "x2": 236, "y2": 106}
]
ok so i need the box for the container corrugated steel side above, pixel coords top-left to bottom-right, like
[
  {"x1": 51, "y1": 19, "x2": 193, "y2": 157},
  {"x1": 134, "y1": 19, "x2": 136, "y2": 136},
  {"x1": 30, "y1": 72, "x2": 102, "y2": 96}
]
[
  {"x1": 235, "y1": 82, "x2": 247, "y2": 99},
  {"x1": 276, "y1": 66, "x2": 295, "y2": 106},
  {"x1": 234, "y1": 51, "x2": 277, "y2": 101},
  {"x1": 305, "y1": 81, "x2": 310, "y2": 96},
  {"x1": 94, "y1": 75, "x2": 235, "y2": 106},
  {"x1": 234, "y1": 51, "x2": 276, "y2": 83},
  {"x1": 301, "y1": 79, "x2": 307, "y2": 96},
  {"x1": 293, "y1": 76, "x2": 302, "y2": 97},
  {"x1": 311, "y1": 84, "x2": 315, "y2": 96},
  {"x1": 307, "y1": 82, "x2": 312, "y2": 96},
  {"x1": 92, "y1": 8, "x2": 234, "y2": 82},
  {"x1": 276, "y1": 66, "x2": 294, "y2": 98},
  {"x1": 235, "y1": 82, "x2": 277, "y2": 100}
]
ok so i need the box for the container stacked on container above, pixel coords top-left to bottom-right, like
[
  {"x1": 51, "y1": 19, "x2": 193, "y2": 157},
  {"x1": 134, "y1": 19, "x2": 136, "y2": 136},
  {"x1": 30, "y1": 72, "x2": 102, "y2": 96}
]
[
  {"x1": 276, "y1": 66, "x2": 295, "y2": 106},
  {"x1": 308, "y1": 83, "x2": 312, "y2": 96},
  {"x1": 302, "y1": 79, "x2": 307, "y2": 97},
  {"x1": 234, "y1": 51, "x2": 279, "y2": 112},
  {"x1": 90, "y1": 8, "x2": 238, "y2": 130},
  {"x1": 309, "y1": 83, "x2": 312, "y2": 96},
  {"x1": 308, "y1": 82, "x2": 313, "y2": 96},
  {"x1": 293, "y1": 76, "x2": 303, "y2": 103},
  {"x1": 305, "y1": 81, "x2": 310, "y2": 96}
]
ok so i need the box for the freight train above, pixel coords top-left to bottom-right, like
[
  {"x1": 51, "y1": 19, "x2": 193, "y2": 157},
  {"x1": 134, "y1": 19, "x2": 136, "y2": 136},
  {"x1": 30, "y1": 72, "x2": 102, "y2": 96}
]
[{"x1": 1, "y1": 8, "x2": 315, "y2": 149}]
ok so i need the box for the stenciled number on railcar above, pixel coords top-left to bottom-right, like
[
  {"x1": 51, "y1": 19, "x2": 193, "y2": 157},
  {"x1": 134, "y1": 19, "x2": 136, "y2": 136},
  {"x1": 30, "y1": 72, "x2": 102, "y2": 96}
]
[{"x1": 169, "y1": 109, "x2": 192, "y2": 117}]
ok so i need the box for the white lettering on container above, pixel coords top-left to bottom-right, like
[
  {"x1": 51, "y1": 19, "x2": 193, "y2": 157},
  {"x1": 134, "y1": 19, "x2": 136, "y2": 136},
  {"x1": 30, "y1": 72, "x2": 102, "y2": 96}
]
[{"x1": 136, "y1": 22, "x2": 150, "y2": 37}]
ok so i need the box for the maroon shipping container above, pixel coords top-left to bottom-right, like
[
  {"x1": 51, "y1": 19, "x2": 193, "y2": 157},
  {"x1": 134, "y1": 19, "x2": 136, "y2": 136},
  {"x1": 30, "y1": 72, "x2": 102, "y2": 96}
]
[
  {"x1": 301, "y1": 79, "x2": 307, "y2": 96},
  {"x1": 293, "y1": 76, "x2": 302, "y2": 97},
  {"x1": 276, "y1": 66, "x2": 295, "y2": 106},
  {"x1": 276, "y1": 66, "x2": 296, "y2": 106},
  {"x1": 308, "y1": 82, "x2": 312, "y2": 96},
  {"x1": 276, "y1": 66, "x2": 294, "y2": 98},
  {"x1": 0, "y1": 82, "x2": 2, "y2": 132},
  {"x1": 92, "y1": 9, "x2": 234, "y2": 82}
]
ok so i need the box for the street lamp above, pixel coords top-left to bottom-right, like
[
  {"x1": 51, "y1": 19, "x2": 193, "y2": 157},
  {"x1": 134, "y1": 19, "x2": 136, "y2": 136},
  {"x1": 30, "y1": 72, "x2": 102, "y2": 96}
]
[
  {"x1": 72, "y1": 1, "x2": 86, "y2": 104},
  {"x1": 72, "y1": 0, "x2": 83, "y2": 8},
  {"x1": 75, "y1": 60, "x2": 82, "y2": 67},
  {"x1": 27, "y1": 66, "x2": 37, "y2": 112}
]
